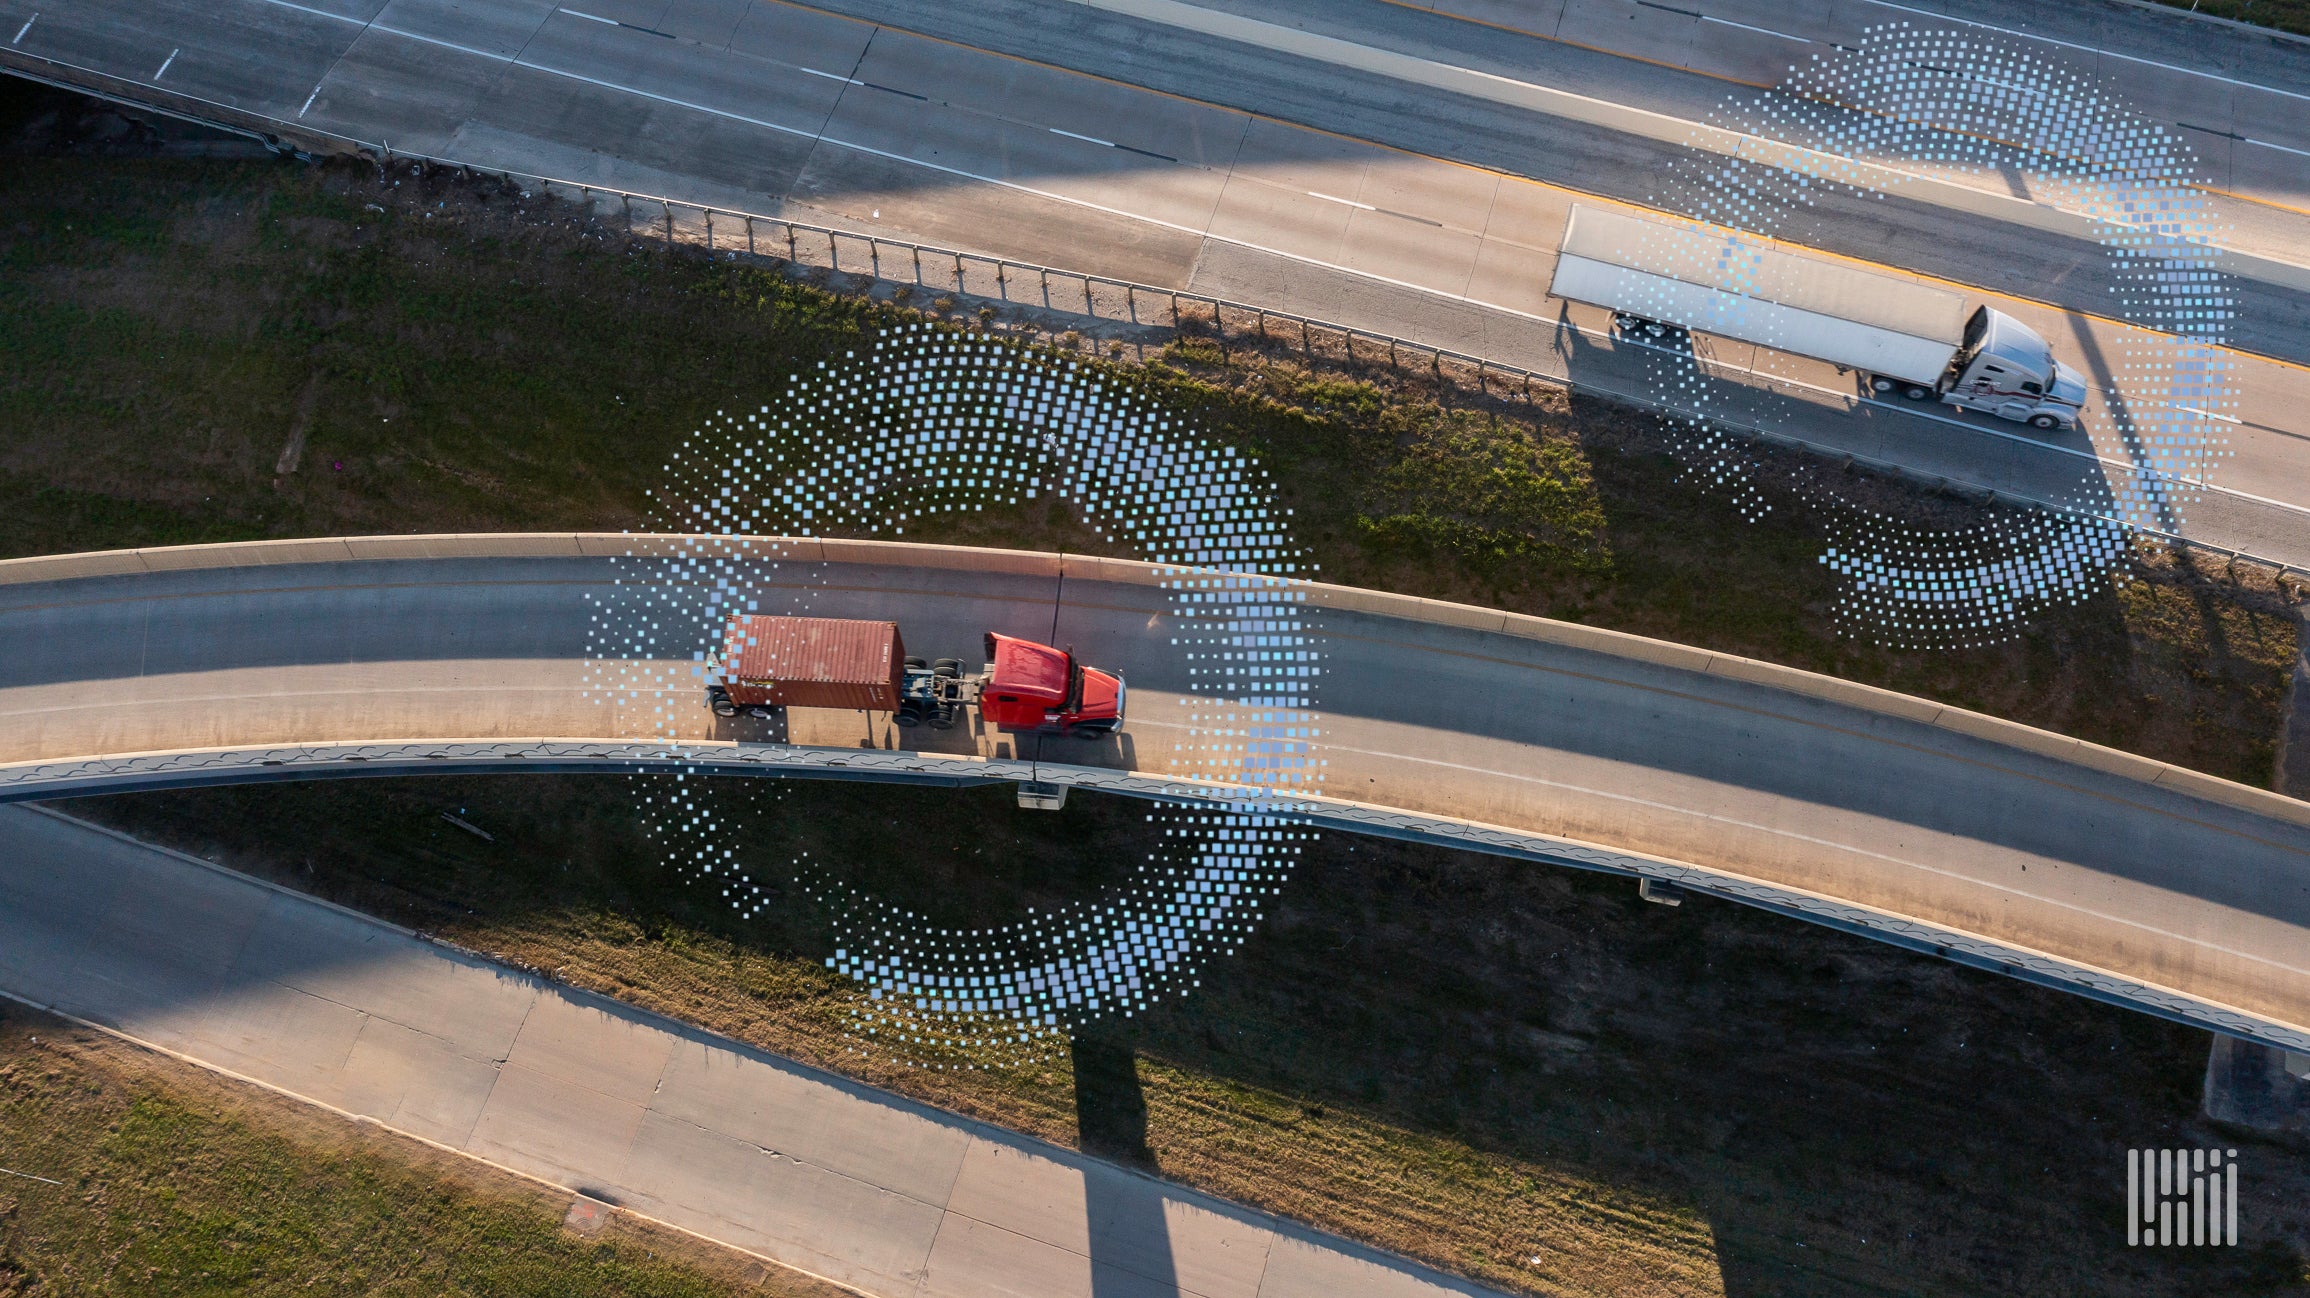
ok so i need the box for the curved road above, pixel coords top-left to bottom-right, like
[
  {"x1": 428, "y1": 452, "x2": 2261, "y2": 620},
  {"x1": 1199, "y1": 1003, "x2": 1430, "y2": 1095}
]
[{"x1": 5, "y1": 534, "x2": 2310, "y2": 1055}]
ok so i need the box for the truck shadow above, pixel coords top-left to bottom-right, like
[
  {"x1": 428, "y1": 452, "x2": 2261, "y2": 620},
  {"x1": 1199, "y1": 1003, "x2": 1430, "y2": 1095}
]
[
  {"x1": 1549, "y1": 300, "x2": 2134, "y2": 545},
  {"x1": 707, "y1": 712, "x2": 786, "y2": 744},
  {"x1": 1031, "y1": 730, "x2": 1138, "y2": 774}
]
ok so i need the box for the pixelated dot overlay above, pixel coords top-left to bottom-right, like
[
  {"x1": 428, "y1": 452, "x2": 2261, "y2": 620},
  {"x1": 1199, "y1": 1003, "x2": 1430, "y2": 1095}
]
[
  {"x1": 583, "y1": 327, "x2": 1324, "y2": 1067},
  {"x1": 1607, "y1": 25, "x2": 2234, "y2": 648}
]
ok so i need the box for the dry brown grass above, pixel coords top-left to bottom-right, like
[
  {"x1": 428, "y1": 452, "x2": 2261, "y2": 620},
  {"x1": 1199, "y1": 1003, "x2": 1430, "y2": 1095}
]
[
  {"x1": 11, "y1": 80, "x2": 2310, "y2": 1298},
  {"x1": 71, "y1": 777, "x2": 2310, "y2": 1298}
]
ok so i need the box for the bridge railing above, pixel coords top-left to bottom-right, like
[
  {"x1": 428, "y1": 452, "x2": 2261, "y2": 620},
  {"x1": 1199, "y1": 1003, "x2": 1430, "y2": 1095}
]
[{"x1": 4, "y1": 50, "x2": 2303, "y2": 586}]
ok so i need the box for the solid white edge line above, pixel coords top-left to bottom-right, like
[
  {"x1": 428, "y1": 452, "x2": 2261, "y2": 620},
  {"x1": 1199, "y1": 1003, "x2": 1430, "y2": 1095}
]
[
  {"x1": 232, "y1": 0, "x2": 2310, "y2": 268},
  {"x1": 1859, "y1": 0, "x2": 2310, "y2": 104},
  {"x1": 35, "y1": 0, "x2": 2310, "y2": 522},
  {"x1": 1049, "y1": 0, "x2": 2310, "y2": 256},
  {"x1": 1699, "y1": 14, "x2": 1809, "y2": 42}
]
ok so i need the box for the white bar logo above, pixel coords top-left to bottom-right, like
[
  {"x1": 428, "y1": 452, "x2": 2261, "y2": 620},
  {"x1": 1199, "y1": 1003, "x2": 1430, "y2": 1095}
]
[{"x1": 2128, "y1": 1148, "x2": 2238, "y2": 1246}]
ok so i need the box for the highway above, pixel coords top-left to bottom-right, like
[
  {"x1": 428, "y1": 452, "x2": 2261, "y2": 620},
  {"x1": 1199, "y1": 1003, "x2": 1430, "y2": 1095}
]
[
  {"x1": 5, "y1": 0, "x2": 2310, "y2": 569},
  {"x1": 6, "y1": 535, "x2": 2310, "y2": 1058}
]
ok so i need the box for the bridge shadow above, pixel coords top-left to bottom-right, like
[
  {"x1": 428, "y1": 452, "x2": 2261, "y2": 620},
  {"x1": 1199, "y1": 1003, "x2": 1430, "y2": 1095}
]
[
  {"x1": 43, "y1": 771, "x2": 2310, "y2": 1296},
  {"x1": 1072, "y1": 1025, "x2": 1180, "y2": 1296}
]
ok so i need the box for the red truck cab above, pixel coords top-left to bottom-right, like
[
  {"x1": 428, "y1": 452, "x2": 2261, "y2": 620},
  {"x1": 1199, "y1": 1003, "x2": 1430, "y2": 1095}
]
[{"x1": 978, "y1": 632, "x2": 1124, "y2": 736}]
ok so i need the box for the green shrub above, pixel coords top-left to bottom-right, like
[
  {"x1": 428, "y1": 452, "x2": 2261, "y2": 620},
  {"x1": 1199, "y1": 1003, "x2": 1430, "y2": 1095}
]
[{"x1": 1356, "y1": 407, "x2": 1609, "y2": 573}]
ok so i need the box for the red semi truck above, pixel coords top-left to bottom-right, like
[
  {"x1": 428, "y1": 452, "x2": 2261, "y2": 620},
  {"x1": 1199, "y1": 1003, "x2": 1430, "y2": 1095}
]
[{"x1": 705, "y1": 615, "x2": 1124, "y2": 737}]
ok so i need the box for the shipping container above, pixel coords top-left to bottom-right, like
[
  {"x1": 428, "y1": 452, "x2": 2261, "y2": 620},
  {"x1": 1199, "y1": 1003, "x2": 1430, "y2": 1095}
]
[{"x1": 720, "y1": 615, "x2": 904, "y2": 711}]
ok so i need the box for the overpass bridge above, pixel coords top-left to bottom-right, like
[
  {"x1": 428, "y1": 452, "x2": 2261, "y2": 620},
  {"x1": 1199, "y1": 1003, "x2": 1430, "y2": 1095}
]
[{"x1": 5, "y1": 534, "x2": 2309, "y2": 1055}]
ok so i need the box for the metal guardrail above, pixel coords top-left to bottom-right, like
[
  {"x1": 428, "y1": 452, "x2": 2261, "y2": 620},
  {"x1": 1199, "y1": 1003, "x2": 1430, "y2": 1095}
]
[{"x1": 3, "y1": 51, "x2": 2305, "y2": 586}]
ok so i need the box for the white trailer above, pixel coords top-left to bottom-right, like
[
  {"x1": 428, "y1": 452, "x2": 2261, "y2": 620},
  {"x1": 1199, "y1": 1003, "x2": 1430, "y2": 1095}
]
[{"x1": 1550, "y1": 204, "x2": 2086, "y2": 430}]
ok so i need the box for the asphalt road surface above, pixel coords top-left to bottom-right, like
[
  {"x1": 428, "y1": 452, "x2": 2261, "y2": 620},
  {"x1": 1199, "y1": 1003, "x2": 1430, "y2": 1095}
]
[
  {"x1": 4, "y1": 0, "x2": 2309, "y2": 570},
  {"x1": 5, "y1": 536, "x2": 2309, "y2": 1056}
]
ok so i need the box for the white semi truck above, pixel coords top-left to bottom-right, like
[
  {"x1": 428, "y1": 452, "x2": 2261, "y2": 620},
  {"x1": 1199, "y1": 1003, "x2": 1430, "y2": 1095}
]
[{"x1": 1550, "y1": 204, "x2": 2088, "y2": 431}]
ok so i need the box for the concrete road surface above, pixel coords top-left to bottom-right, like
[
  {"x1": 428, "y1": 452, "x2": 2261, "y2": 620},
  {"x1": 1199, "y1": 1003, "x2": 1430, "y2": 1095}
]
[
  {"x1": 4, "y1": 535, "x2": 2309, "y2": 1057},
  {"x1": 4, "y1": 0, "x2": 2309, "y2": 570},
  {"x1": 0, "y1": 804, "x2": 1501, "y2": 1298}
]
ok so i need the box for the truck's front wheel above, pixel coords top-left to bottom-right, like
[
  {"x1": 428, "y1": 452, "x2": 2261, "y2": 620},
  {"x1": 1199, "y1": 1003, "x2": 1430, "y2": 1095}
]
[{"x1": 2028, "y1": 413, "x2": 2062, "y2": 430}]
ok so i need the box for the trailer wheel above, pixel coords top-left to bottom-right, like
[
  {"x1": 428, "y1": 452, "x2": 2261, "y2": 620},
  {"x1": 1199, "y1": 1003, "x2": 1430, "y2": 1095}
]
[
  {"x1": 929, "y1": 707, "x2": 959, "y2": 730},
  {"x1": 746, "y1": 705, "x2": 777, "y2": 721},
  {"x1": 904, "y1": 656, "x2": 927, "y2": 671},
  {"x1": 1869, "y1": 375, "x2": 1897, "y2": 394},
  {"x1": 894, "y1": 708, "x2": 923, "y2": 728},
  {"x1": 932, "y1": 658, "x2": 962, "y2": 678},
  {"x1": 2028, "y1": 413, "x2": 2062, "y2": 430},
  {"x1": 711, "y1": 699, "x2": 738, "y2": 717}
]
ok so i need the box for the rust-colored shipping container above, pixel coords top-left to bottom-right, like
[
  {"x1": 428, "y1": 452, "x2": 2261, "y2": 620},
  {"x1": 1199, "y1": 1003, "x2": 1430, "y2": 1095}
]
[{"x1": 721, "y1": 615, "x2": 904, "y2": 710}]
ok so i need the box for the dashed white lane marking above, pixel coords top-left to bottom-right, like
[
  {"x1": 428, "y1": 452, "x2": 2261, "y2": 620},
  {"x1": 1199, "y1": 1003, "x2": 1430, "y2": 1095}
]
[
  {"x1": 77, "y1": 0, "x2": 2310, "y2": 408},
  {"x1": 560, "y1": 7, "x2": 617, "y2": 23},
  {"x1": 1043, "y1": 0, "x2": 2310, "y2": 277},
  {"x1": 10, "y1": 14, "x2": 35, "y2": 44},
  {"x1": 1050, "y1": 127, "x2": 1115, "y2": 147},
  {"x1": 2246, "y1": 137, "x2": 2310, "y2": 160},
  {"x1": 1306, "y1": 190, "x2": 1375, "y2": 211},
  {"x1": 799, "y1": 65, "x2": 862, "y2": 84},
  {"x1": 298, "y1": 81, "x2": 323, "y2": 116},
  {"x1": 153, "y1": 47, "x2": 178, "y2": 80},
  {"x1": 213, "y1": 0, "x2": 2310, "y2": 287}
]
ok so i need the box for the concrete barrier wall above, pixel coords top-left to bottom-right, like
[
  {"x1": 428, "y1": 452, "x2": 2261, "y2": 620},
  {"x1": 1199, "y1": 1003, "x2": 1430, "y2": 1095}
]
[{"x1": 6, "y1": 532, "x2": 2303, "y2": 827}]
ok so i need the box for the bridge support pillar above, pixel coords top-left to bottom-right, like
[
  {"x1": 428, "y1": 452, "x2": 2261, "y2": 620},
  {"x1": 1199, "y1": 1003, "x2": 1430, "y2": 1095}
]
[{"x1": 2202, "y1": 1034, "x2": 2310, "y2": 1140}]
